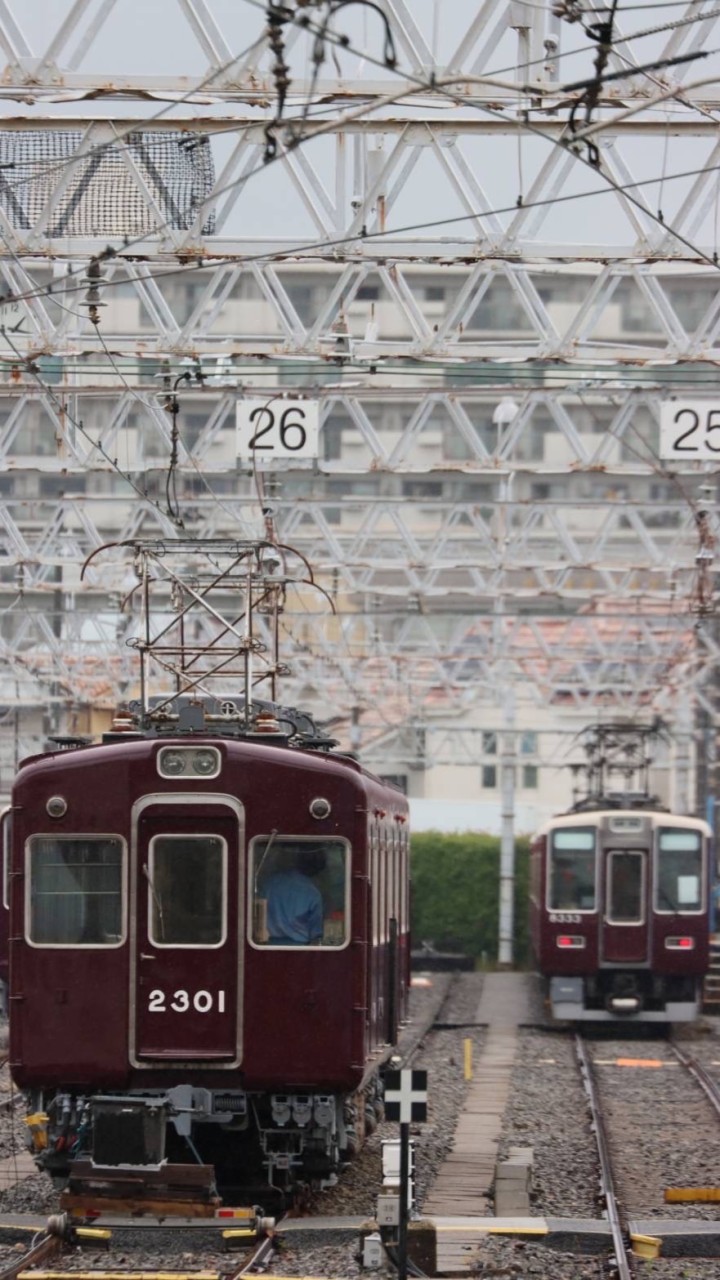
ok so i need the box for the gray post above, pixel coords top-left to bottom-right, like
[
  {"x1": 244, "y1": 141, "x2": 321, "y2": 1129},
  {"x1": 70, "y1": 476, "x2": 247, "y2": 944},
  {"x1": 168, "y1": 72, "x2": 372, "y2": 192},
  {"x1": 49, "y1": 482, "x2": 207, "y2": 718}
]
[
  {"x1": 493, "y1": 457, "x2": 518, "y2": 968},
  {"x1": 498, "y1": 684, "x2": 516, "y2": 966},
  {"x1": 398, "y1": 1121, "x2": 409, "y2": 1280},
  {"x1": 675, "y1": 699, "x2": 692, "y2": 815}
]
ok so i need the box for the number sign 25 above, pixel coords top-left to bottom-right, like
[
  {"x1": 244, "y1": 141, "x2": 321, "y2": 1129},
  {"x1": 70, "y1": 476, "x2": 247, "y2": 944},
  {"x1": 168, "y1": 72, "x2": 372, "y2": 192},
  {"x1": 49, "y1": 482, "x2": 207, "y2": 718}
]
[
  {"x1": 660, "y1": 401, "x2": 720, "y2": 460},
  {"x1": 237, "y1": 399, "x2": 320, "y2": 459}
]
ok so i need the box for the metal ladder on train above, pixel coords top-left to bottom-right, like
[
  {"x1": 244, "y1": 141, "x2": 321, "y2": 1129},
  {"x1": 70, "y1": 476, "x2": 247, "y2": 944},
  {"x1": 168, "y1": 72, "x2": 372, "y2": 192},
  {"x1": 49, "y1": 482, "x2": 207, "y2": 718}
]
[{"x1": 703, "y1": 934, "x2": 720, "y2": 1012}]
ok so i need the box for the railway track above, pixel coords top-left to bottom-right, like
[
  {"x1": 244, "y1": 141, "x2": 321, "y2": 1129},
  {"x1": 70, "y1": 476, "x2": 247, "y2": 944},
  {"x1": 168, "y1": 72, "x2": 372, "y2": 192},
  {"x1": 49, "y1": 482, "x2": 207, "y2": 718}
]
[
  {"x1": 670, "y1": 1041, "x2": 720, "y2": 1118},
  {"x1": 575, "y1": 1035, "x2": 636, "y2": 1280},
  {"x1": 0, "y1": 1227, "x2": 63, "y2": 1280},
  {"x1": 0, "y1": 1215, "x2": 277, "y2": 1280},
  {"x1": 575, "y1": 1030, "x2": 720, "y2": 1277}
]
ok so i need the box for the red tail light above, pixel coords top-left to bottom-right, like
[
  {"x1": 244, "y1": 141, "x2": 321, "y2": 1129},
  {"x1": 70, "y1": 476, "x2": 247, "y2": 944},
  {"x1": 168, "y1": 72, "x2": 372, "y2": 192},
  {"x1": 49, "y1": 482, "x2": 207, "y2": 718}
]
[
  {"x1": 665, "y1": 936, "x2": 694, "y2": 950},
  {"x1": 557, "y1": 935, "x2": 585, "y2": 949}
]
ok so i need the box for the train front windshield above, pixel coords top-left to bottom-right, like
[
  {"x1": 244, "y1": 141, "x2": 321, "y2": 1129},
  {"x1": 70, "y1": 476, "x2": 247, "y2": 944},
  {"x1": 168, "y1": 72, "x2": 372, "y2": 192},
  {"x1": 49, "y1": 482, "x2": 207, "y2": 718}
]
[
  {"x1": 548, "y1": 829, "x2": 596, "y2": 911},
  {"x1": 656, "y1": 829, "x2": 703, "y2": 913}
]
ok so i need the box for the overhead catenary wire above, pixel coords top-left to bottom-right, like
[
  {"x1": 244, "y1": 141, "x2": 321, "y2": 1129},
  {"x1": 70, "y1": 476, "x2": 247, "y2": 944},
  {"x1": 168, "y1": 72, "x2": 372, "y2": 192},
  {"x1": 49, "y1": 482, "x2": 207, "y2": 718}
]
[
  {"x1": 0, "y1": 322, "x2": 186, "y2": 529},
  {"x1": 0, "y1": 2, "x2": 712, "y2": 650},
  {"x1": 0, "y1": 0, "x2": 718, "y2": 321},
  {"x1": 3, "y1": 146, "x2": 720, "y2": 335}
]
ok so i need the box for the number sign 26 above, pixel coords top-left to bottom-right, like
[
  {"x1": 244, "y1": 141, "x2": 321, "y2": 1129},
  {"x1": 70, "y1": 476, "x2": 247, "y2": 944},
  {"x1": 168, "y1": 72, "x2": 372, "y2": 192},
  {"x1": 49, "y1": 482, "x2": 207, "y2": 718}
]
[
  {"x1": 237, "y1": 399, "x2": 319, "y2": 460},
  {"x1": 660, "y1": 401, "x2": 720, "y2": 460}
]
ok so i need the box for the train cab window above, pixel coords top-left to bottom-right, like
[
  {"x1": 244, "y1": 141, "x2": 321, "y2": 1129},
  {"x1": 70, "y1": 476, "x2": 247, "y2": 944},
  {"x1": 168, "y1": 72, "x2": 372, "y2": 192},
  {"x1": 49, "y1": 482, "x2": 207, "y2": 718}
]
[
  {"x1": 250, "y1": 837, "x2": 349, "y2": 948},
  {"x1": 548, "y1": 830, "x2": 596, "y2": 911},
  {"x1": 27, "y1": 836, "x2": 124, "y2": 946},
  {"x1": 607, "y1": 850, "x2": 644, "y2": 924},
  {"x1": 148, "y1": 835, "x2": 225, "y2": 946},
  {"x1": 656, "y1": 829, "x2": 703, "y2": 913}
]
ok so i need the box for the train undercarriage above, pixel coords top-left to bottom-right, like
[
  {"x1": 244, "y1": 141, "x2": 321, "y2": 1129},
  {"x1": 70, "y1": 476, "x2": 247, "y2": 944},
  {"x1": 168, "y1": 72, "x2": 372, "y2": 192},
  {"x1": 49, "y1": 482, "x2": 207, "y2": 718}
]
[
  {"x1": 24, "y1": 1077, "x2": 385, "y2": 1206},
  {"x1": 548, "y1": 972, "x2": 701, "y2": 1022}
]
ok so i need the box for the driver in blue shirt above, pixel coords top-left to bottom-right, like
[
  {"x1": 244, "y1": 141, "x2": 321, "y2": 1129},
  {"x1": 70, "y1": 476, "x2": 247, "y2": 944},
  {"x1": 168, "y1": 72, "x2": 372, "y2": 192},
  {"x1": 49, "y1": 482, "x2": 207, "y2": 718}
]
[{"x1": 265, "y1": 846, "x2": 326, "y2": 945}]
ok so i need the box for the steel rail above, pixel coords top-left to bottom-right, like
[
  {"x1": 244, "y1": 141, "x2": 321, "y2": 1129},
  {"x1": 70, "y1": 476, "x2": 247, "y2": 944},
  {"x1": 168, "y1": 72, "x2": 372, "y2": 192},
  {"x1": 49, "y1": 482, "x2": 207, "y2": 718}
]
[
  {"x1": 0, "y1": 1218, "x2": 278, "y2": 1280},
  {"x1": 0, "y1": 1231, "x2": 63, "y2": 1280},
  {"x1": 230, "y1": 1232, "x2": 278, "y2": 1277},
  {"x1": 397, "y1": 971, "x2": 460, "y2": 1070},
  {"x1": 670, "y1": 1043, "x2": 720, "y2": 1117},
  {"x1": 575, "y1": 1035, "x2": 635, "y2": 1280}
]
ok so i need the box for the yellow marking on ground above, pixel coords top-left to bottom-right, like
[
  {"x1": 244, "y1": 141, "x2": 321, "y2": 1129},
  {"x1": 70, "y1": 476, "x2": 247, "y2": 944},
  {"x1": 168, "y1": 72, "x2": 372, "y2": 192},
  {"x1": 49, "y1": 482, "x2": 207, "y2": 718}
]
[
  {"x1": 487, "y1": 1226, "x2": 548, "y2": 1236},
  {"x1": 594, "y1": 1059, "x2": 677, "y2": 1068},
  {"x1": 615, "y1": 1058, "x2": 667, "y2": 1068},
  {"x1": 464, "y1": 1039, "x2": 473, "y2": 1081},
  {"x1": 435, "y1": 1224, "x2": 545, "y2": 1233},
  {"x1": 538, "y1": 1058, "x2": 556, "y2": 1064},
  {"x1": 20, "y1": 1274, "x2": 220, "y2": 1280},
  {"x1": 631, "y1": 1233, "x2": 661, "y2": 1259},
  {"x1": 665, "y1": 1187, "x2": 720, "y2": 1202}
]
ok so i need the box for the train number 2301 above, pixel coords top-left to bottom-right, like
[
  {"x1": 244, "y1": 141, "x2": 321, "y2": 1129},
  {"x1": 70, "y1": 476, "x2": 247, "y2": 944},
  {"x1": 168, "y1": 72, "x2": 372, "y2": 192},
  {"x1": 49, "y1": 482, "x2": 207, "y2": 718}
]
[{"x1": 148, "y1": 988, "x2": 226, "y2": 1014}]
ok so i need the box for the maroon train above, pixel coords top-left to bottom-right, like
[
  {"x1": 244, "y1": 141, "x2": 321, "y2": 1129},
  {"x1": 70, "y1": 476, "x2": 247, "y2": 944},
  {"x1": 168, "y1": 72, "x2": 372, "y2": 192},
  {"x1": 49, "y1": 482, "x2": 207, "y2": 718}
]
[
  {"x1": 6, "y1": 696, "x2": 410, "y2": 1191},
  {"x1": 530, "y1": 804, "x2": 711, "y2": 1021}
]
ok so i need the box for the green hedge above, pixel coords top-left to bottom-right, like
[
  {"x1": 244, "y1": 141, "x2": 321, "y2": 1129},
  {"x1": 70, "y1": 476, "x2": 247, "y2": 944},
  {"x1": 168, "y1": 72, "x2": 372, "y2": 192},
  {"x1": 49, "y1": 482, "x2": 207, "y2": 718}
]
[{"x1": 410, "y1": 831, "x2": 530, "y2": 966}]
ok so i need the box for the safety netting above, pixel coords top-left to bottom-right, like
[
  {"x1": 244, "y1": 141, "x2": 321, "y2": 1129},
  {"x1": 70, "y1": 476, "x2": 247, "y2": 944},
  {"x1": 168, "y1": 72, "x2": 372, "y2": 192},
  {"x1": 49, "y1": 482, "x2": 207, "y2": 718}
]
[{"x1": 0, "y1": 130, "x2": 216, "y2": 237}]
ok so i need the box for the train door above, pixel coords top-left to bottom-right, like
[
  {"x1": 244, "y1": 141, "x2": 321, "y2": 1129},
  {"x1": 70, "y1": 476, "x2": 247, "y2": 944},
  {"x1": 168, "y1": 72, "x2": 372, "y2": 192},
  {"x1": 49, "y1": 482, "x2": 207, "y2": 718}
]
[
  {"x1": 602, "y1": 847, "x2": 648, "y2": 963},
  {"x1": 130, "y1": 798, "x2": 242, "y2": 1065}
]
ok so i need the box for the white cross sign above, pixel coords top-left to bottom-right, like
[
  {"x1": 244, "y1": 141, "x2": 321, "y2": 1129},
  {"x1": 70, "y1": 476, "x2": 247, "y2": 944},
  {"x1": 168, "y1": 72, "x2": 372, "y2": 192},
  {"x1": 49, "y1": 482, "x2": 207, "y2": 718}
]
[{"x1": 384, "y1": 1069, "x2": 428, "y2": 1123}]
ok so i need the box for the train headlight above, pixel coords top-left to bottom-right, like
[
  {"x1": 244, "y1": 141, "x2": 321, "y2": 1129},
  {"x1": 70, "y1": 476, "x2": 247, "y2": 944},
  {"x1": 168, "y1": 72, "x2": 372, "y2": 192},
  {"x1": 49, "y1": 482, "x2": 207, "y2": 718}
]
[
  {"x1": 46, "y1": 795, "x2": 67, "y2": 818},
  {"x1": 309, "y1": 797, "x2": 331, "y2": 820},
  {"x1": 193, "y1": 749, "x2": 219, "y2": 776},
  {"x1": 160, "y1": 750, "x2": 187, "y2": 776},
  {"x1": 158, "y1": 746, "x2": 220, "y2": 779}
]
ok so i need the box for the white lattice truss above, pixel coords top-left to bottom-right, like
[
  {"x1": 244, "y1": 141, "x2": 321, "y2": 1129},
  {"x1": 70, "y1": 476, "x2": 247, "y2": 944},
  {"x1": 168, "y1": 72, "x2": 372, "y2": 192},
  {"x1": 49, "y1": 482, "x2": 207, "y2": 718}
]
[{"x1": 0, "y1": 0, "x2": 718, "y2": 764}]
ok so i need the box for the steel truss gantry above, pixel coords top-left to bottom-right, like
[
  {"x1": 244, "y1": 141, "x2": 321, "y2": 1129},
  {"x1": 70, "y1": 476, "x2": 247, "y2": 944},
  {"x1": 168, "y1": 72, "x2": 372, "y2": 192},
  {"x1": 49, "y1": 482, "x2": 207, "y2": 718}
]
[{"x1": 0, "y1": 0, "x2": 718, "y2": 766}]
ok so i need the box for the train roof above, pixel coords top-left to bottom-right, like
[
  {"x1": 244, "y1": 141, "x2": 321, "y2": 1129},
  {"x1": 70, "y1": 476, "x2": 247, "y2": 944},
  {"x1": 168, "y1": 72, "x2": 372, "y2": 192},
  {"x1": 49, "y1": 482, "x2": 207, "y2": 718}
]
[
  {"x1": 14, "y1": 730, "x2": 407, "y2": 800},
  {"x1": 534, "y1": 809, "x2": 712, "y2": 839}
]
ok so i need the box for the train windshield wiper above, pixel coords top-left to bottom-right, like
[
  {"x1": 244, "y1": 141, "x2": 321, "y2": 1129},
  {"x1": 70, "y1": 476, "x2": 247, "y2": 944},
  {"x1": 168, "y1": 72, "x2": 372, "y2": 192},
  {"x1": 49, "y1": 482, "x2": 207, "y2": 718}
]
[
  {"x1": 143, "y1": 864, "x2": 165, "y2": 941},
  {"x1": 658, "y1": 881, "x2": 678, "y2": 913}
]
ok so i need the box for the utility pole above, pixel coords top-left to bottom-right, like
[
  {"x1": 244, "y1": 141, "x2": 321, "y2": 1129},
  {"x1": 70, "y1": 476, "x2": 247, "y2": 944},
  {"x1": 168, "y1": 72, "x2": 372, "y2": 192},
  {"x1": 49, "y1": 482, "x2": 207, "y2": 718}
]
[
  {"x1": 494, "y1": 448, "x2": 518, "y2": 968},
  {"x1": 498, "y1": 683, "x2": 516, "y2": 966}
]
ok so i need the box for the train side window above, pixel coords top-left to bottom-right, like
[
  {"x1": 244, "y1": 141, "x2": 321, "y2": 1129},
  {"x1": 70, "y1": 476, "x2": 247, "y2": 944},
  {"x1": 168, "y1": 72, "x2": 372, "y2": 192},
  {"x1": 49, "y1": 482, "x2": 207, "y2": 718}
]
[
  {"x1": 548, "y1": 829, "x2": 596, "y2": 912},
  {"x1": 27, "y1": 836, "x2": 125, "y2": 946},
  {"x1": 656, "y1": 829, "x2": 703, "y2": 913},
  {"x1": 148, "y1": 835, "x2": 225, "y2": 947},
  {"x1": 250, "y1": 837, "x2": 349, "y2": 948},
  {"x1": 607, "y1": 850, "x2": 644, "y2": 924}
]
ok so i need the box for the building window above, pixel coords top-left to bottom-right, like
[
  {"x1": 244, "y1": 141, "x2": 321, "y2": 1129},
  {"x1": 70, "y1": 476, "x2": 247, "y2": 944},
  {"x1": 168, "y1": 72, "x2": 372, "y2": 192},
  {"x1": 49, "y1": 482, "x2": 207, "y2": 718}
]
[
  {"x1": 520, "y1": 731, "x2": 538, "y2": 756},
  {"x1": 401, "y1": 480, "x2": 444, "y2": 499},
  {"x1": 481, "y1": 731, "x2": 497, "y2": 755},
  {"x1": 522, "y1": 764, "x2": 539, "y2": 789},
  {"x1": 481, "y1": 764, "x2": 497, "y2": 789}
]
